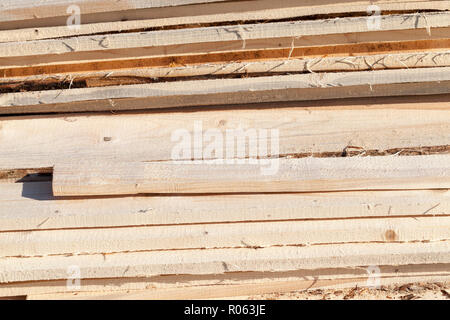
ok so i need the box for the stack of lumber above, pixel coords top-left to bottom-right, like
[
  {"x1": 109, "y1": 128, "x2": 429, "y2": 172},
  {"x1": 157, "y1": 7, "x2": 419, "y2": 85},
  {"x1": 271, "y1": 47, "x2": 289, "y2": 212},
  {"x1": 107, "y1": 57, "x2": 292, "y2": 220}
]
[{"x1": 0, "y1": 0, "x2": 449, "y2": 299}]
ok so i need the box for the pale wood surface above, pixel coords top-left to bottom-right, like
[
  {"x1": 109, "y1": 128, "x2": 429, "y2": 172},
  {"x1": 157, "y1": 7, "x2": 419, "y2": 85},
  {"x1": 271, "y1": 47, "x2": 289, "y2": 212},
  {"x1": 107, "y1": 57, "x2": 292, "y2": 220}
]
[
  {"x1": 36, "y1": 275, "x2": 450, "y2": 300},
  {"x1": 0, "y1": 182, "x2": 447, "y2": 231},
  {"x1": 3, "y1": 28, "x2": 449, "y2": 68},
  {"x1": 0, "y1": 0, "x2": 229, "y2": 22},
  {"x1": 2, "y1": 68, "x2": 450, "y2": 114},
  {"x1": 0, "y1": 96, "x2": 448, "y2": 170},
  {"x1": 0, "y1": 241, "x2": 448, "y2": 283},
  {"x1": 0, "y1": 1, "x2": 449, "y2": 300},
  {"x1": 1, "y1": 1, "x2": 449, "y2": 42},
  {"x1": 1, "y1": 12, "x2": 448, "y2": 67},
  {"x1": 4, "y1": 50, "x2": 449, "y2": 84},
  {"x1": 2, "y1": 216, "x2": 449, "y2": 257},
  {"x1": 52, "y1": 155, "x2": 450, "y2": 196},
  {"x1": 2, "y1": 12, "x2": 448, "y2": 58},
  {"x1": 0, "y1": 0, "x2": 450, "y2": 42},
  {"x1": 3, "y1": 263, "x2": 449, "y2": 297}
]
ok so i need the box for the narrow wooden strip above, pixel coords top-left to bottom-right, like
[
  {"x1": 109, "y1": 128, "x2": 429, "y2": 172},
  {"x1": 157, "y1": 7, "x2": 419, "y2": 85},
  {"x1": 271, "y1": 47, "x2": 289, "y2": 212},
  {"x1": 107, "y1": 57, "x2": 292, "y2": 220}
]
[
  {"x1": 3, "y1": 263, "x2": 449, "y2": 298},
  {"x1": 52, "y1": 155, "x2": 450, "y2": 196},
  {"x1": 5, "y1": 82, "x2": 450, "y2": 114},
  {"x1": 2, "y1": 0, "x2": 449, "y2": 42},
  {"x1": 0, "y1": 0, "x2": 229, "y2": 23},
  {"x1": 3, "y1": 27, "x2": 449, "y2": 68},
  {"x1": 0, "y1": 241, "x2": 448, "y2": 283},
  {"x1": 0, "y1": 182, "x2": 448, "y2": 231},
  {"x1": 0, "y1": 0, "x2": 225, "y2": 12},
  {"x1": 0, "y1": 95, "x2": 448, "y2": 170},
  {"x1": 1, "y1": 12, "x2": 448, "y2": 59},
  {"x1": 2, "y1": 68, "x2": 450, "y2": 114},
  {"x1": 2, "y1": 216, "x2": 450, "y2": 257},
  {"x1": 43, "y1": 275, "x2": 450, "y2": 300},
  {"x1": 3, "y1": 49, "x2": 450, "y2": 84}
]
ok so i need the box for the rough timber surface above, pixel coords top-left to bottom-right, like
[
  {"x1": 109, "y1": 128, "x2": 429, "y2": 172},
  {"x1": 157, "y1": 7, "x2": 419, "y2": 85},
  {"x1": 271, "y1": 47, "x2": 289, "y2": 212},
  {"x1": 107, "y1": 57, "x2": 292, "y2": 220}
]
[
  {"x1": 2, "y1": 68, "x2": 450, "y2": 114},
  {"x1": 0, "y1": 3, "x2": 449, "y2": 301},
  {"x1": 1, "y1": 264, "x2": 449, "y2": 298},
  {"x1": 0, "y1": 182, "x2": 448, "y2": 232},
  {"x1": 0, "y1": 95, "x2": 449, "y2": 170},
  {"x1": 52, "y1": 155, "x2": 450, "y2": 196},
  {"x1": 0, "y1": 241, "x2": 449, "y2": 283},
  {"x1": 2, "y1": 216, "x2": 450, "y2": 257},
  {"x1": 3, "y1": 50, "x2": 449, "y2": 85},
  {"x1": 1, "y1": 12, "x2": 449, "y2": 68},
  {"x1": 1, "y1": 269, "x2": 449, "y2": 299},
  {"x1": 1, "y1": 1, "x2": 449, "y2": 41}
]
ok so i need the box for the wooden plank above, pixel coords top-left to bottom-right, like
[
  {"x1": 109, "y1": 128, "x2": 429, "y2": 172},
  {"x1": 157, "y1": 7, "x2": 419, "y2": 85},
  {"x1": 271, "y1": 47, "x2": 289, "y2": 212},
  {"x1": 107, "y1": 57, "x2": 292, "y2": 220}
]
[
  {"x1": 3, "y1": 263, "x2": 449, "y2": 298},
  {"x1": 4, "y1": 28, "x2": 449, "y2": 69},
  {"x1": 1, "y1": 12, "x2": 446, "y2": 58},
  {"x1": 0, "y1": 95, "x2": 448, "y2": 170},
  {"x1": 1, "y1": 0, "x2": 445, "y2": 24},
  {"x1": 0, "y1": 12, "x2": 448, "y2": 67},
  {"x1": 2, "y1": 216, "x2": 449, "y2": 257},
  {"x1": 0, "y1": 0, "x2": 232, "y2": 31},
  {"x1": 0, "y1": 182, "x2": 448, "y2": 232},
  {"x1": 52, "y1": 155, "x2": 450, "y2": 196},
  {"x1": 0, "y1": 0, "x2": 229, "y2": 23},
  {"x1": 3, "y1": 50, "x2": 449, "y2": 85},
  {"x1": 2, "y1": 68, "x2": 450, "y2": 114},
  {"x1": 0, "y1": 241, "x2": 448, "y2": 283},
  {"x1": 0, "y1": 0, "x2": 225, "y2": 12},
  {"x1": 35, "y1": 274, "x2": 450, "y2": 300},
  {"x1": 3, "y1": 279, "x2": 380, "y2": 299},
  {"x1": 1, "y1": 0, "x2": 448, "y2": 42}
]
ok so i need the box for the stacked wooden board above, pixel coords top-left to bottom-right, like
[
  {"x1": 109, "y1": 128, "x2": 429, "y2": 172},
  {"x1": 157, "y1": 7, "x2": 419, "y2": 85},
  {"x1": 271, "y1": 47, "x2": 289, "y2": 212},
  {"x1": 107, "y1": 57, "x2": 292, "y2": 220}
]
[{"x1": 0, "y1": 0, "x2": 449, "y2": 299}]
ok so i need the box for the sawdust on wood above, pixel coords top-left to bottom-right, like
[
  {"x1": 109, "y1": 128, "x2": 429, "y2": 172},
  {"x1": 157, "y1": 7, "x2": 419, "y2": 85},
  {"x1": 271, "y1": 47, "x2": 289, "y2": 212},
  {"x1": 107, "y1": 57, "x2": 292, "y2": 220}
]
[{"x1": 246, "y1": 282, "x2": 450, "y2": 300}]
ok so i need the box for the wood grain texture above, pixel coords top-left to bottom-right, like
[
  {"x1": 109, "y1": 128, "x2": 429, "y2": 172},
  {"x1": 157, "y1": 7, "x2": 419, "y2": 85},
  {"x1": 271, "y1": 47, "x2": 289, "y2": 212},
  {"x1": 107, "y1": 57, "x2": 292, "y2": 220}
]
[
  {"x1": 0, "y1": 95, "x2": 449, "y2": 170},
  {"x1": 52, "y1": 155, "x2": 450, "y2": 196},
  {"x1": 2, "y1": 12, "x2": 448, "y2": 57},
  {"x1": 2, "y1": 216, "x2": 449, "y2": 257},
  {"x1": 0, "y1": 241, "x2": 448, "y2": 283},
  {"x1": 3, "y1": 263, "x2": 449, "y2": 298},
  {"x1": 0, "y1": 0, "x2": 449, "y2": 300},
  {"x1": 4, "y1": 50, "x2": 449, "y2": 85},
  {"x1": 2, "y1": 68, "x2": 450, "y2": 114},
  {"x1": 1, "y1": 0, "x2": 448, "y2": 41},
  {"x1": 1, "y1": 12, "x2": 448, "y2": 67},
  {"x1": 36, "y1": 274, "x2": 450, "y2": 300},
  {"x1": 0, "y1": 182, "x2": 447, "y2": 232},
  {"x1": 0, "y1": 0, "x2": 229, "y2": 22},
  {"x1": 4, "y1": 28, "x2": 449, "y2": 68}
]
